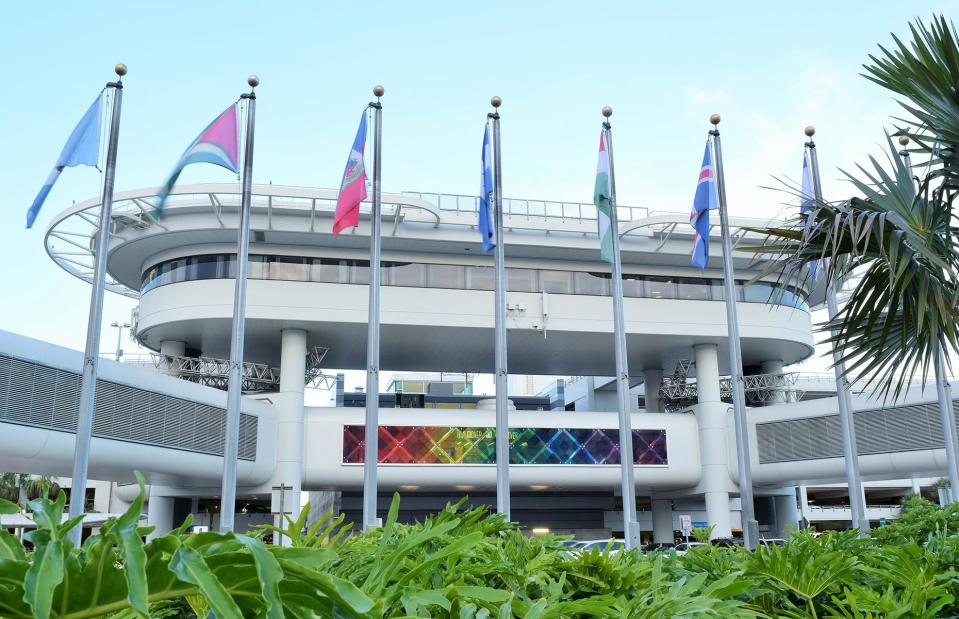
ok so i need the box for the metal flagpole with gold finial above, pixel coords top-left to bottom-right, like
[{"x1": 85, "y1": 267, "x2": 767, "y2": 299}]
[
  {"x1": 489, "y1": 95, "x2": 512, "y2": 519},
  {"x1": 602, "y1": 106, "x2": 640, "y2": 549},
  {"x1": 805, "y1": 126, "x2": 869, "y2": 534},
  {"x1": 67, "y1": 63, "x2": 127, "y2": 547},
  {"x1": 219, "y1": 75, "x2": 259, "y2": 532},
  {"x1": 709, "y1": 114, "x2": 759, "y2": 549},
  {"x1": 899, "y1": 135, "x2": 959, "y2": 501},
  {"x1": 363, "y1": 85, "x2": 385, "y2": 530}
]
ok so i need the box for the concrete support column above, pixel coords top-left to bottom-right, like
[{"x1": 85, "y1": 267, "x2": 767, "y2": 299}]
[
  {"x1": 643, "y1": 369, "x2": 663, "y2": 413},
  {"x1": 694, "y1": 343, "x2": 732, "y2": 539},
  {"x1": 146, "y1": 488, "x2": 175, "y2": 541},
  {"x1": 911, "y1": 478, "x2": 922, "y2": 496},
  {"x1": 774, "y1": 490, "x2": 800, "y2": 538},
  {"x1": 585, "y1": 376, "x2": 597, "y2": 412},
  {"x1": 158, "y1": 340, "x2": 186, "y2": 375},
  {"x1": 274, "y1": 329, "x2": 307, "y2": 545},
  {"x1": 651, "y1": 498, "x2": 674, "y2": 543},
  {"x1": 760, "y1": 359, "x2": 787, "y2": 404}
]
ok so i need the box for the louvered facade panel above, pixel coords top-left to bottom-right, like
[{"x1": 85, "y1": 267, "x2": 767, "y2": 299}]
[{"x1": 0, "y1": 355, "x2": 257, "y2": 460}]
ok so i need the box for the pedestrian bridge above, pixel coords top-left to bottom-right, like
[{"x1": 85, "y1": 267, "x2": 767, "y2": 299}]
[{"x1": 0, "y1": 329, "x2": 955, "y2": 492}]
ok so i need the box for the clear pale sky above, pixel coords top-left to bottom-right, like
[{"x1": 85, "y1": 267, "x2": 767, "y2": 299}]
[{"x1": 0, "y1": 1, "x2": 954, "y2": 395}]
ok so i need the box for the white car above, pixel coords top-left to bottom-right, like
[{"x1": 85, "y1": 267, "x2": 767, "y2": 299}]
[
  {"x1": 576, "y1": 539, "x2": 626, "y2": 554},
  {"x1": 672, "y1": 542, "x2": 709, "y2": 555}
]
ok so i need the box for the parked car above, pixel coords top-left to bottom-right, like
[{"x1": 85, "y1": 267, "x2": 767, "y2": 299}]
[
  {"x1": 672, "y1": 542, "x2": 708, "y2": 555},
  {"x1": 577, "y1": 539, "x2": 626, "y2": 554}
]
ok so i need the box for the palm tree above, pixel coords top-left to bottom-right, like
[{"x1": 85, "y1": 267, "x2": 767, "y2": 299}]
[
  {"x1": 747, "y1": 16, "x2": 959, "y2": 401},
  {"x1": 0, "y1": 473, "x2": 61, "y2": 509}
]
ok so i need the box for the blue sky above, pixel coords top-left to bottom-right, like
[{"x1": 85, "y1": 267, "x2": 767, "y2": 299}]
[{"x1": 0, "y1": 1, "x2": 953, "y2": 389}]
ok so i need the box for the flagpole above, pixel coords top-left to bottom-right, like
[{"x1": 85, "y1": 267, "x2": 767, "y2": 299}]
[
  {"x1": 602, "y1": 106, "x2": 640, "y2": 549},
  {"x1": 805, "y1": 126, "x2": 869, "y2": 534},
  {"x1": 219, "y1": 75, "x2": 258, "y2": 532},
  {"x1": 363, "y1": 85, "x2": 385, "y2": 531},
  {"x1": 67, "y1": 64, "x2": 126, "y2": 547},
  {"x1": 489, "y1": 96, "x2": 511, "y2": 519},
  {"x1": 709, "y1": 114, "x2": 758, "y2": 550},
  {"x1": 898, "y1": 135, "x2": 959, "y2": 502}
]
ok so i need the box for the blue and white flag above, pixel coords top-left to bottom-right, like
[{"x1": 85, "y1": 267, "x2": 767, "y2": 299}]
[
  {"x1": 690, "y1": 140, "x2": 718, "y2": 270},
  {"x1": 478, "y1": 124, "x2": 496, "y2": 253},
  {"x1": 800, "y1": 151, "x2": 820, "y2": 278},
  {"x1": 27, "y1": 94, "x2": 103, "y2": 228},
  {"x1": 800, "y1": 152, "x2": 814, "y2": 214}
]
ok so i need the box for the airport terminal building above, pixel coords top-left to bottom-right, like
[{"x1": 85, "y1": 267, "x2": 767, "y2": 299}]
[{"x1": 0, "y1": 184, "x2": 954, "y2": 542}]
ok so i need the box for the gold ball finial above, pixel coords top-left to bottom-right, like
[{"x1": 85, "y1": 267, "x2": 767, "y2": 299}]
[
  {"x1": 898, "y1": 134, "x2": 910, "y2": 146},
  {"x1": 247, "y1": 75, "x2": 260, "y2": 88},
  {"x1": 710, "y1": 113, "x2": 721, "y2": 126},
  {"x1": 373, "y1": 84, "x2": 385, "y2": 98},
  {"x1": 601, "y1": 105, "x2": 613, "y2": 118},
  {"x1": 490, "y1": 95, "x2": 502, "y2": 108},
  {"x1": 115, "y1": 63, "x2": 128, "y2": 77},
  {"x1": 805, "y1": 126, "x2": 815, "y2": 137}
]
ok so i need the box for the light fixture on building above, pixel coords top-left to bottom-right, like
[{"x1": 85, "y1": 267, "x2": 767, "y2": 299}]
[
  {"x1": 455, "y1": 484, "x2": 475, "y2": 491},
  {"x1": 399, "y1": 484, "x2": 420, "y2": 491},
  {"x1": 531, "y1": 527, "x2": 550, "y2": 535},
  {"x1": 530, "y1": 484, "x2": 549, "y2": 491}
]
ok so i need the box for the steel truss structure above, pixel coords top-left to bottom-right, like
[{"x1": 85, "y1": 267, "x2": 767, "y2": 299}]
[
  {"x1": 152, "y1": 346, "x2": 336, "y2": 392},
  {"x1": 659, "y1": 359, "x2": 803, "y2": 412}
]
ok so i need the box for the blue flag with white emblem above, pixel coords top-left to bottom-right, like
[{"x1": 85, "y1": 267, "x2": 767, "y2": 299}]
[
  {"x1": 478, "y1": 124, "x2": 496, "y2": 253},
  {"x1": 27, "y1": 93, "x2": 103, "y2": 228},
  {"x1": 801, "y1": 151, "x2": 820, "y2": 278},
  {"x1": 689, "y1": 141, "x2": 717, "y2": 269}
]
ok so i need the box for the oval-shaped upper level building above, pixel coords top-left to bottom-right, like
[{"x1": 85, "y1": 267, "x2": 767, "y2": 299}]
[{"x1": 45, "y1": 183, "x2": 815, "y2": 377}]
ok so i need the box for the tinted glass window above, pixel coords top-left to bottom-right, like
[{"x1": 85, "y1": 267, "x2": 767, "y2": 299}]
[
  {"x1": 247, "y1": 255, "x2": 269, "y2": 279},
  {"x1": 466, "y1": 266, "x2": 494, "y2": 290},
  {"x1": 507, "y1": 268, "x2": 538, "y2": 292},
  {"x1": 311, "y1": 258, "x2": 345, "y2": 283},
  {"x1": 427, "y1": 264, "x2": 465, "y2": 289},
  {"x1": 621, "y1": 274, "x2": 644, "y2": 298},
  {"x1": 574, "y1": 272, "x2": 609, "y2": 296},
  {"x1": 388, "y1": 262, "x2": 426, "y2": 287},
  {"x1": 270, "y1": 256, "x2": 310, "y2": 281},
  {"x1": 676, "y1": 277, "x2": 710, "y2": 300},
  {"x1": 541, "y1": 270, "x2": 573, "y2": 294},
  {"x1": 645, "y1": 276, "x2": 675, "y2": 299},
  {"x1": 138, "y1": 252, "x2": 808, "y2": 313}
]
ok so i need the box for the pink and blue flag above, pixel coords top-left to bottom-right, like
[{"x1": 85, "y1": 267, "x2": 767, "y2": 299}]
[
  {"x1": 155, "y1": 104, "x2": 239, "y2": 215},
  {"x1": 690, "y1": 141, "x2": 718, "y2": 269},
  {"x1": 27, "y1": 93, "x2": 103, "y2": 228},
  {"x1": 333, "y1": 111, "x2": 369, "y2": 235}
]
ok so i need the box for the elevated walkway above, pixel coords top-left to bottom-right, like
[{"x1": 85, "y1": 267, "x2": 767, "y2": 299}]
[{"x1": 0, "y1": 330, "x2": 956, "y2": 493}]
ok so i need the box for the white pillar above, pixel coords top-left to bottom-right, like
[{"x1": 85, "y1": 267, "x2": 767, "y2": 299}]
[
  {"x1": 694, "y1": 343, "x2": 733, "y2": 539},
  {"x1": 651, "y1": 498, "x2": 673, "y2": 543},
  {"x1": 274, "y1": 329, "x2": 307, "y2": 545},
  {"x1": 760, "y1": 359, "x2": 787, "y2": 404},
  {"x1": 158, "y1": 340, "x2": 186, "y2": 375},
  {"x1": 911, "y1": 478, "x2": 922, "y2": 496},
  {"x1": 643, "y1": 368, "x2": 663, "y2": 413},
  {"x1": 147, "y1": 488, "x2": 175, "y2": 541},
  {"x1": 774, "y1": 490, "x2": 799, "y2": 538}
]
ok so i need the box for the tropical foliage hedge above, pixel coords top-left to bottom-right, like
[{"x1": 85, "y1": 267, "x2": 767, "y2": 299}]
[{"x1": 1, "y1": 478, "x2": 958, "y2": 618}]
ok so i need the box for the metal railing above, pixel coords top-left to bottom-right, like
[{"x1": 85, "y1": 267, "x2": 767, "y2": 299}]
[{"x1": 402, "y1": 191, "x2": 648, "y2": 222}]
